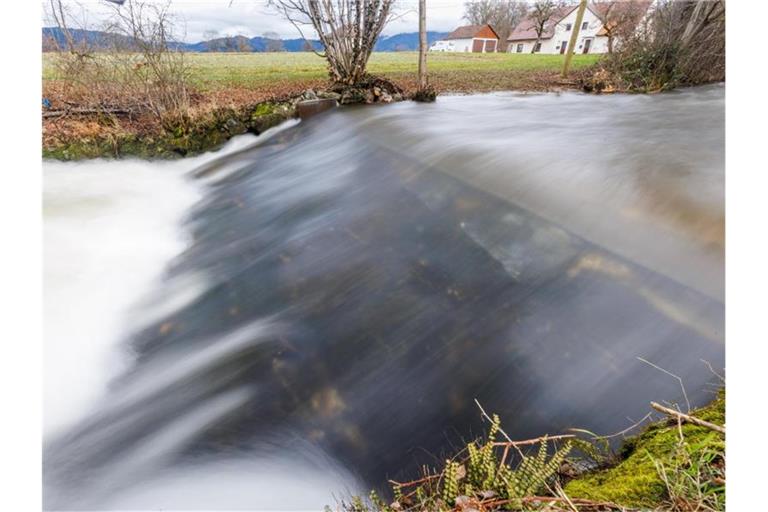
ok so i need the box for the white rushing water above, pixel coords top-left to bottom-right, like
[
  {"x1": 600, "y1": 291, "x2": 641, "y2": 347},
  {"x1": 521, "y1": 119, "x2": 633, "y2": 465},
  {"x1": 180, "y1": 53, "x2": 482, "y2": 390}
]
[
  {"x1": 43, "y1": 89, "x2": 723, "y2": 510},
  {"x1": 43, "y1": 157, "x2": 203, "y2": 436},
  {"x1": 42, "y1": 130, "x2": 296, "y2": 437},
  {"x1": 44, "y1": 127, "x2": 364, "y2": 510}
]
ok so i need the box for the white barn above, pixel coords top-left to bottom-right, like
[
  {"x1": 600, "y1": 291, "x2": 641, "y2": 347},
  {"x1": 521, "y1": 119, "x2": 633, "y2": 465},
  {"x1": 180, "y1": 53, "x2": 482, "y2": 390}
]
[
  {"x1": 430, "y1": 24, "x2": 500, "y2": 53},
  {"x1": 507, "y1": 1, "x2": 651, "y2": 55}
]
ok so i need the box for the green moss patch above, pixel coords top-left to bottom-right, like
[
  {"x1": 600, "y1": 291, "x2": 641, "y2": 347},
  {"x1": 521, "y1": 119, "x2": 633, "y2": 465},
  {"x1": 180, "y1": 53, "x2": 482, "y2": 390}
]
[
  {"x1": 565, "y1": 390, "x2": 725, "y2": 509},
  {"x1": 43, "y1": 100, "x2": 297, "y2": 161}
]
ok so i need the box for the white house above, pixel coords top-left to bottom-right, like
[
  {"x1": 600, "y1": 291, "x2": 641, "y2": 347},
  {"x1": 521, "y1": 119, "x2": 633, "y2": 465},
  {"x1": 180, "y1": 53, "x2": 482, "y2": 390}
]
[
  {"x1": 507, "y1": 1, "x2": 651, "y2": 55},
  {"x1": 430, "y1": 24, "x2": 500, "y2": 53}
]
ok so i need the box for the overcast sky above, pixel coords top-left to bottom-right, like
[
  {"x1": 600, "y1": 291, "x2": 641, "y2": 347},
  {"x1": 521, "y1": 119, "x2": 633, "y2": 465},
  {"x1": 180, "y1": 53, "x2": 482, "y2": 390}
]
[{"x1": 43, "y1": 0, "x2": 473, "y2": 42}]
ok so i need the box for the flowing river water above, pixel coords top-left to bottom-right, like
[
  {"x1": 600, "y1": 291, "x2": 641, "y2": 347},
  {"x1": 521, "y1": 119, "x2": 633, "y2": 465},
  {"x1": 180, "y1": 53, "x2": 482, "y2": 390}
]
[{"x1": 43, "y1": 85, "x2": 724, "y2": 510}]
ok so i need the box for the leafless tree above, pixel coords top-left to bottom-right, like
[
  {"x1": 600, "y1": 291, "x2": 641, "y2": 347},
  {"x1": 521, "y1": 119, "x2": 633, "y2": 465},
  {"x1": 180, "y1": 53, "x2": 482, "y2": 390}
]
[
  {"x1": 102, "y1": 0, "x2": 191, "y2": 122},
  {"x1": 593, "y1": 0, "x2": 647, "y2": 53},
  {"x1": 203, "y1": 29, "x2": 220, "y2": 51},
  {"x1": 263, "y1": 31, "x2": 285, "y2": 52},
  {"x1": 604, "y1": 0, "x2": 725, "y2": 90},
  {"x1": 223, "y1": 34, "x2": 238, "y2": 51},
  {"x1": 45, "y1": 0, "x2": 94, "y2": 57},
  {"x1": 44, "y1": 0, "x2": 191, "y2": 126},
  {"x1": 268, "y1": 0, "x2": 396, "y2": 85},
  {"x1": 236, "y1": 35, "x2": 253, "y2": 52},
  {"x1": 463, "y1": 0, "x2": 527, "y2": 52},
  {"x1": 527, "y1": 0, "x2": 565, "y2": 54}
]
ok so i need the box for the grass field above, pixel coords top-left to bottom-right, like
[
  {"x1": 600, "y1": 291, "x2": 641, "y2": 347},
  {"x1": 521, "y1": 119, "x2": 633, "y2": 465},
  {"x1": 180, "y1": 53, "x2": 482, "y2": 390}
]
[{"x1": 43, "y1": 51, "x2": 601, "y2": 93}]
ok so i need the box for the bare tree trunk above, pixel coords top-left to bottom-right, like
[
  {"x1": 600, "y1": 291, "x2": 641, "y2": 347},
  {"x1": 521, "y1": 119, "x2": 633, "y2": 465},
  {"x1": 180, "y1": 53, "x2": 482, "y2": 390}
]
[
  {"x1": 530, "y1": 36, "x2": 540, "y2": 54},
  {"x1": 418, "y1": 0, "x2": 427, "y2": 90},
  {"x1": 561, "y1": 0, "x2": 587, "y2": 78},
  {"x1": 270, "y1": 0, "x2": 394, "y2": 86}
]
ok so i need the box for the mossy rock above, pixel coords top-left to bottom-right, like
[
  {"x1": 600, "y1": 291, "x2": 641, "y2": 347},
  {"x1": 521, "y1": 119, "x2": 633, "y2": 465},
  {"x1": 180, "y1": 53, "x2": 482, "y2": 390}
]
[{"x1": 565, "y1": 390, "x2": 725, "y2": 509}]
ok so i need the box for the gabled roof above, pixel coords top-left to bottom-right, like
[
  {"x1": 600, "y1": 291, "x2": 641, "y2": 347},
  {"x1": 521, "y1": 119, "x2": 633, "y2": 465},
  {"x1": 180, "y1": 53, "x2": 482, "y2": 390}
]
[
  {"x1": 507, "y1": 5, "x2": 576, "y2": 42},
  {"x1": 507, "y1": 1, "x2": 652, "y2": 42},
  {"x1": 444, "y1": 24, "x2": 500, "y2": 40}
]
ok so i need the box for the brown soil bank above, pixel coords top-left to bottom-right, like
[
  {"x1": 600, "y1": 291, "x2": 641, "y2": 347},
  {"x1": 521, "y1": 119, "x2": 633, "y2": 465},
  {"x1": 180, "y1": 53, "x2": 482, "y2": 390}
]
[{"x1": 41, "y1": 70, "x2": 579, "y2": 161}]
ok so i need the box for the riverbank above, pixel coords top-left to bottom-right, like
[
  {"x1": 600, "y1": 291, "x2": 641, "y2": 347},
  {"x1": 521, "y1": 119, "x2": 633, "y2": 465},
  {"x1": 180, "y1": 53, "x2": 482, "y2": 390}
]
[
  {"x1": 42, "y1": 53, "x2": 599, "y2": 160},
  {"x1": 348, "y1": 390, "x2": 725, "y2": 512}
]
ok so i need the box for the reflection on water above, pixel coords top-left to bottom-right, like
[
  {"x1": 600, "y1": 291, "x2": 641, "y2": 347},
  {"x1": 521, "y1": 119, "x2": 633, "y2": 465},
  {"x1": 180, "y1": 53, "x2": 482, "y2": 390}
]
[{"x1": 43, "y1": 85, "x2": 724, "y2": 510}]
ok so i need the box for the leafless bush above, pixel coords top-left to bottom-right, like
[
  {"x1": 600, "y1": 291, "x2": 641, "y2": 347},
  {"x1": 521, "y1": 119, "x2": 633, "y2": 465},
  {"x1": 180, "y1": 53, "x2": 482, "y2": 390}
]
[
  {"x1": 593, "y1": 0, "x2": 650, "y2": 54},
  {"x1": 605, "y1": 0, "x2": 725, "y2": 91},
  {"x1": 269, "y1": 0, "x2": 396, "y2": 85},
  {"x1": 102, "y1": 0, "x2": 191, "y2": 124},
  {"x1": 44, "y1": 0, "x2": 191, "y2": 128},
  {"x1": 45, "y1": 0, "x2": 101, "y2": 98},
  {"x1": 463, "y1": 0, "x2": 528, "y2": 52}
]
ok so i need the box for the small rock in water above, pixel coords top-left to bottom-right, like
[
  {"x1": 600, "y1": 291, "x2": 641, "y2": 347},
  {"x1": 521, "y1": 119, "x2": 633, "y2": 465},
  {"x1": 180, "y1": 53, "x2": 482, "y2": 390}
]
[{"x1": 317, "y1": 91, "x2": 341, "y2": 101}]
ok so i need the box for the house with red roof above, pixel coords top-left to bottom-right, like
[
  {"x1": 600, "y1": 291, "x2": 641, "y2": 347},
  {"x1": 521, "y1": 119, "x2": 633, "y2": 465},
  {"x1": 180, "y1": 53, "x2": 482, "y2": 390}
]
[
  {"x1": 507, "y1": 1, "x2": 651, "y2": 55},
  {"x1": 430, "y1": 24, "x2": 500, "y2": 53}
]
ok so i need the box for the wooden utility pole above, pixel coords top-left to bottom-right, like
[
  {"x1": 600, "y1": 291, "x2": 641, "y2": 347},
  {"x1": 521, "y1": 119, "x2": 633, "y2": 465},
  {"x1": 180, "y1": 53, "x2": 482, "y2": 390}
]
[
  {"x1": 561, "y1": 0, "x2": 588, "y2": 78},
  {"x1": 418, "y1": 0, "x2": 428, "y2": 90}
]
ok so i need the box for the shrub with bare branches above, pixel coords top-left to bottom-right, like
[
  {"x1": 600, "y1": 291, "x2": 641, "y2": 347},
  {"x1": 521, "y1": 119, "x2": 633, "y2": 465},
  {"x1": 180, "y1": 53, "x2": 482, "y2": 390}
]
[
  {"x1": 600, "y1": 0, "x2": 725, "y2": 91},
  {"x1": 268, "y1": 0, "x2": 396, "y2": 85},
  {"x1": 44, "y1": 0, "x2": 191, "y2": 128},
  {"x1": 463, "y1": 0, "x2": 528, "y2": 52}
]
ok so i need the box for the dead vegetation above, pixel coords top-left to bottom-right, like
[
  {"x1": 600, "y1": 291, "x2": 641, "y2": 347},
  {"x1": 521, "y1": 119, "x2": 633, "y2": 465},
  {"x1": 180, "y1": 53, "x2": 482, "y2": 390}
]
[
  {"x1": 45, "y1": 0, "x2": 191, "y2": 125},
  {"x1": 580, "y1": 0, "x2": 725, "y2": 93}
]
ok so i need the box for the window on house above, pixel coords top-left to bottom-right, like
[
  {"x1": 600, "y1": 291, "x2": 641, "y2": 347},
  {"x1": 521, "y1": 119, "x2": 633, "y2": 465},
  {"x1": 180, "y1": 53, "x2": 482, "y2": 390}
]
[
  {"x1": 582, "y1": 21, "x2": 589, "y2": 30},
  {"x1": 516, "y1": 43, "x2": 523, "y2": 53},
  {"x1": 565, "y1": 23, "x2": 572, "y2": 31},
  {"x1": 534, "y1": 42, "x2": 542, "y2": 52}
]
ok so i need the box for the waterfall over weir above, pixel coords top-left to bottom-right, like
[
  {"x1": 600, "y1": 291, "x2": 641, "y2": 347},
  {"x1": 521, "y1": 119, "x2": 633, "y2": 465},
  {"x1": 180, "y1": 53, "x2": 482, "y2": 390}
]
[{"x1": 43, "y1": 86, "x2": 724, "y2": 510}]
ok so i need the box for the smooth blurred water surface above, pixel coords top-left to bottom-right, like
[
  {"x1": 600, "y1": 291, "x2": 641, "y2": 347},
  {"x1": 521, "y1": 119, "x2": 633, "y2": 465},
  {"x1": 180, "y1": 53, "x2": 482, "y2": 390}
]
[{"x1": 43, "y1": 85, "x2": 724, "y2": 510}]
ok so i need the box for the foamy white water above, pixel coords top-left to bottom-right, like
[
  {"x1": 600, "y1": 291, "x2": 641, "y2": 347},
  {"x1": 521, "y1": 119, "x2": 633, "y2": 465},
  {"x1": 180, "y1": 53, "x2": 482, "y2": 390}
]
[
  {"x1": 43, "y1": 158, "x2": 202, "y2": 436},
  {"x1": 44, "y1": 126, "x2": 365, "y2": 510},
  {"x1": 42, "y1": 129, "x2": 304, "y2": 437}
]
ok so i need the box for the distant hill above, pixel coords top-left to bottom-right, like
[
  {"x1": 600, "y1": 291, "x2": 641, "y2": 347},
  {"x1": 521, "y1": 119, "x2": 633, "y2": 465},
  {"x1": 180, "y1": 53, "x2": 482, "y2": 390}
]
[
  {"x1": 42, "y1": 27, "x2": 448, "y2": 53},
  {"x1": 42, "y1": 27, "x2": 135, "y2": 50},
  {"x1": 374, "y1": 31, "x2": 449, "y2": 51}
]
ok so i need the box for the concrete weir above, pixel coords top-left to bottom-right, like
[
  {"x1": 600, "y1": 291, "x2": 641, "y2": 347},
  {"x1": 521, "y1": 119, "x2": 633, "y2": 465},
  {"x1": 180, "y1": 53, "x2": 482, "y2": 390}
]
[{"x1": 297, "y1": 98, "x2": 338, "y2": 120}]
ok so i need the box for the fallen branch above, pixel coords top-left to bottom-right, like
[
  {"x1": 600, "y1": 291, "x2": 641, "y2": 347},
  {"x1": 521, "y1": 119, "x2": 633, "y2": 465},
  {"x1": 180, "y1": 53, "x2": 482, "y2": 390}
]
[
  {"x1": 491, "y1": 434, "x2": 576, "y2": 448},
  {"x1": 483, "y1": 495, "x2": 630, "y2": 510},
  {"x1": 387, "y1": 473, "x2": 440, "y2": 489},
  {"x1": 650, "y1": 402, "x2": 725, "y2": 434},
  {"x1": 474, "y1": 398, "x2": 513, "y2": 442},
  {"x1": 43, "y1": 107, "x2": 135, "y2": 118}
]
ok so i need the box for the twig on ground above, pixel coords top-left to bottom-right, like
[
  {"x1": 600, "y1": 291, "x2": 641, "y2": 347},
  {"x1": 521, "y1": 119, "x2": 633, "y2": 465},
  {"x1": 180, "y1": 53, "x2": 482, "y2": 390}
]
[
  {"x1": 387, "y1": 473, "x2": 440, "y2": 488},
  {"x1": 569, "y1": 411, "x2": 654, "y2": 440},
  {"x1": 474, "y1": 398, "x2": 513, "y2": 442},
  {"x1": 637, "y1": 357, "x2": 691, "y2": 412},
  {"x1": 43, "y1": 107, "x2": 134, "y2": 118},
  {"x1": 650, "y1": 402, "x2": 725, "y2": 434},
  {"x1": 701, "y1": 359, "x2": 725, "y2": 383},
  {"x1": 491, "y1": 434, "x2": 576, "y2": 448}
]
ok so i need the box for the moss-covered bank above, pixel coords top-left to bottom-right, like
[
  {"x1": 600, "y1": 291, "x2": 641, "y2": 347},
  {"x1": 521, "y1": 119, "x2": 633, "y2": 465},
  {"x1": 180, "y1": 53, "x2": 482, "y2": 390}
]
[
  {"x1": 343, "y1": 390, "x2": 725, "y2": 511},
  {"x1": 565, "y1": 390, "x2": 725, "y2": 509},
  {"x1": 42, "y1": 100, "x2": 296, "y2": 161},
  {"x1": 42, "y1": 76, "x2": 407, "y2": 161}
]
